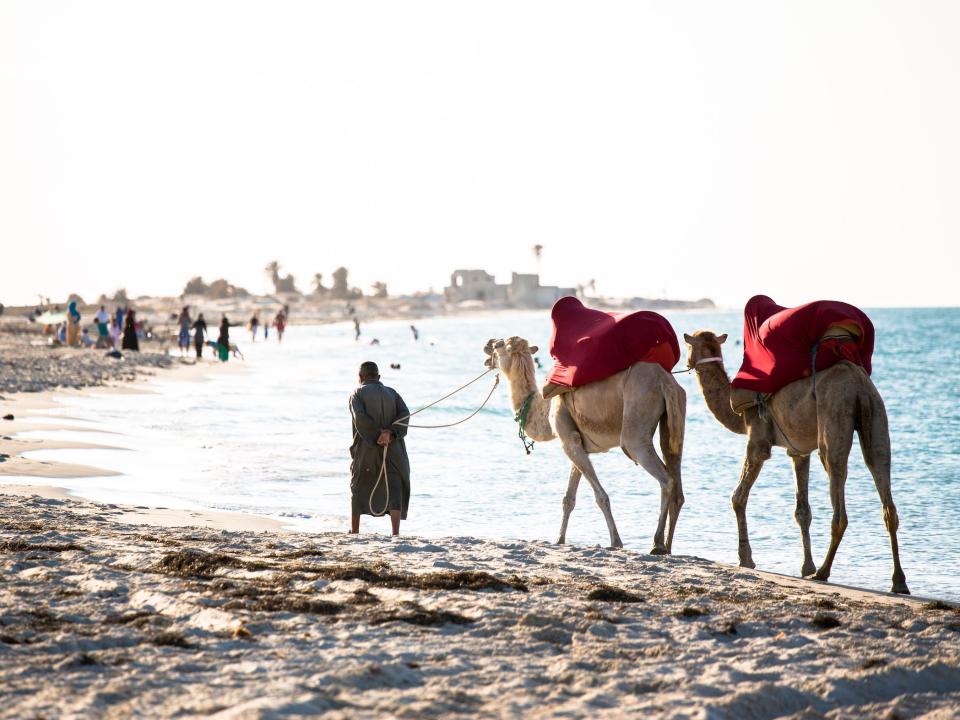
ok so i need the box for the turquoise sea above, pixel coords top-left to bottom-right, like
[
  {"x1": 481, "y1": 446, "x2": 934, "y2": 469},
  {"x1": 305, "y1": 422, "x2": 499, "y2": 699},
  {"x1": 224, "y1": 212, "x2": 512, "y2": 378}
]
[{"x1": 8, "y1": 308, "x2": 959, "y2": 600}]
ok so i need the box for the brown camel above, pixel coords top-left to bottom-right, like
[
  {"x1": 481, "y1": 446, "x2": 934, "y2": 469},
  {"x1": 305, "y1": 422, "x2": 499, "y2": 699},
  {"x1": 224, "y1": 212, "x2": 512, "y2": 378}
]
[
  {"x1": 483, "y1": 337, "x2": 686, "y2": 552},
  {"x1": 683, "y1": 330, "x2": 909, "y2": 594}
]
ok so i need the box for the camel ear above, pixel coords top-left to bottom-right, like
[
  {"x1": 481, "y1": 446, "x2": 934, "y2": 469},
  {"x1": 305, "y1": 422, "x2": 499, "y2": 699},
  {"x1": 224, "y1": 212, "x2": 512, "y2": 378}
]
[
  {"x1": 529, "y1": 345, "x2": 539, "y2": 354},
  {"x1": 717, "y1": 333, "x2": 728, "y2": 344},
  {"x1": 683, "y1": 333, "x2": 695, "y2": 344}
]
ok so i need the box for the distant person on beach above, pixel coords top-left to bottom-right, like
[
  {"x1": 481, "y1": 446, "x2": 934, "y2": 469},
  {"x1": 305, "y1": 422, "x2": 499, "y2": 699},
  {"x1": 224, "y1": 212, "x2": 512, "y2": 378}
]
[
  {"x1": 274, "y1": 310, "x2": 286, "y2": 343},
  {"x1": 249, "y1": 312, "x2": 259, "y2": 343},
  {"x1": 410, "y1": 324, "x2": 419, "y2": 341},
  {"x1": 216, "y1": 315, "x2": 233, "y2": 362},
  {"x1": 263, "y1": 321, "x2": 269, "y2": 340},
  {"x1": 349, "y1": 361, "x2": 411, "y2": 536},
  {"x1": 122, "y1": 310, "x2": 139, "y2": 351},
  {"x1": 177, "y1": 306, "x2": 192, "y2": 356},
  {"x1": 94, "y1": 307, "x2": 111, "y2": 349},
  {"x1": 192, "y1": 313, "x2": 207, "y2": 359},
  {"x1": 65, "y1": 300, "x2": 81, "y2": 347},
  {"x1": 353, "y1": 317, "x2": 361, "y2": 341},
  {"x1": 80, "y1": 328, "x2": 95, "y2": 348}
]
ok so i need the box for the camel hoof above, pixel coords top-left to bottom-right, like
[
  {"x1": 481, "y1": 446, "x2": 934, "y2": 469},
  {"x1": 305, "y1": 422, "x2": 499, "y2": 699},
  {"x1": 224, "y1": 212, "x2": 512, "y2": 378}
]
[
  {"x1": 891, "y1": 581, "x2": 910, "y2": 595},
  {"x1": 739, "y1": 558, "x2": 756, "y2": 570},
  {"x1": 801, "y1": 562, "x2": 817, "y2": 578},
  {"x1": 812, "y1": 569, "x2": 830, "y2": 582},
  {"x1": 649, "y1": 546, "x2": 669, "y2": 556},
  {"x1": 609, "y1": 541, "x2": 624, "y2": 550},
  {"x1": 555, "y1": 538, "x2": 566, "y2": 545}
]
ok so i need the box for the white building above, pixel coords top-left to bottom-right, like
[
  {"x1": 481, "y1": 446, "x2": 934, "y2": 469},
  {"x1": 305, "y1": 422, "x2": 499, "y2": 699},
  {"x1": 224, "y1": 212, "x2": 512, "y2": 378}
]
[{"x1": 444, "y1": 270, "x2": 575, "y2": 308}]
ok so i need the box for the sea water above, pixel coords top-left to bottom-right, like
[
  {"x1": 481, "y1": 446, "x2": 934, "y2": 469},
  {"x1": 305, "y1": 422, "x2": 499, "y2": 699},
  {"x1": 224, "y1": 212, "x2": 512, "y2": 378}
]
[{"x1": 9, "y1": 308, "x2": 960, "y2": 600}]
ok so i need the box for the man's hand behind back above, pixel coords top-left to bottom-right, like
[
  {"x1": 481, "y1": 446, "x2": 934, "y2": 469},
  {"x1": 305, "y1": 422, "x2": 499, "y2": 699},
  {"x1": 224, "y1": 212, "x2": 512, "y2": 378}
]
[{"x1": 377, "y1": 429, "x2": 392, "y2": 447}]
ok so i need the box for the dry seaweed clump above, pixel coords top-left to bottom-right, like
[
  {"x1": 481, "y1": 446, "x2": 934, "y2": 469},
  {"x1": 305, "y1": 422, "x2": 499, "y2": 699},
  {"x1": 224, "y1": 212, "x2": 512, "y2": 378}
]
[
  {"x1": 310, "y1": 564, "x2": 527, "y2": 593},
  {"x1": 224, "y1": 594, "x2": 343, "y2": 616},
  {"x1": 153, "y1": 549, "x2": 270, "y2": 577},
  {"x1": 0, "y1": 537, "x2": 86, "y2": 553},
  {"x1": 587, "y1": 584, "x2": 645, "y2": 603},
  {"x1": 369, "y1": 602, "x2": 473, "y2": 627}
]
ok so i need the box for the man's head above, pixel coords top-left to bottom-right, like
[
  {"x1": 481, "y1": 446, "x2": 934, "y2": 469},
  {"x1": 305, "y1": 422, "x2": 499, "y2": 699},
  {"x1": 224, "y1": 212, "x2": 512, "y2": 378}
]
[{"x1": 359, "y1": 361, "x2": 379, "y2": 383}]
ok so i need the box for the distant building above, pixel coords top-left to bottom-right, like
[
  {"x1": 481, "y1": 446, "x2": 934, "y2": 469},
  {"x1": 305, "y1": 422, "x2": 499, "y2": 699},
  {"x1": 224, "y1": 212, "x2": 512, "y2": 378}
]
[{"x1": 445, "y1": 269, "x2": 575, "y2": 308}]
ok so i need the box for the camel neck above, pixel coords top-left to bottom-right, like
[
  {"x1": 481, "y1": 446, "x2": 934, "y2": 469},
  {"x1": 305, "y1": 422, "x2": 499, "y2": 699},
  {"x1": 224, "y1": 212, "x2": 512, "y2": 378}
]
[
  {"x1": 504, "y1": 357, "x2": 556, "y2": 443},
  {"x1": 695, "y1": 360, "x2": 746, "y2": 435}
]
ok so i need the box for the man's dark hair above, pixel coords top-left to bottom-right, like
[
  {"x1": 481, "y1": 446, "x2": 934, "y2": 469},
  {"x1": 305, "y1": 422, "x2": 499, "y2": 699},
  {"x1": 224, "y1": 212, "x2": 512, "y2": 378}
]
[{"x1": 359, "y1": 361, "x2": 379, "y2": 380}]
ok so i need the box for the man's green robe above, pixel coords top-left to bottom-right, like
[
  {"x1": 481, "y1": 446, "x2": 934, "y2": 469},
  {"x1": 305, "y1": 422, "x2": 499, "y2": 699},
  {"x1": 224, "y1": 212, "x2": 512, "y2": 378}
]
[{"x1": 349, "y1": 381, "x2": 411, "y2": 518}]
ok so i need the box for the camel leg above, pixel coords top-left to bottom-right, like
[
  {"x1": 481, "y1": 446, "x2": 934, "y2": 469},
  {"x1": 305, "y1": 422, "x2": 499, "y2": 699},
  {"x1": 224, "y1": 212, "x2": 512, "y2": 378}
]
[
  {"x1": 659, "y1": 413, "x2": 684, "y2": 554},
  {"x1": 732, "y1": 441, "x2": 771, "y2": 569},
  {"x1": 555, "y1": 412, "x2": 623, "y2": 549},
  {"x1": 813, "y1": 434, "x2": 853, "y2": 583},
  {"x1": 556, "y1": 465, "x2": 582, "y2": 545},
  {"x1": 857, "y1": 409, "x2": 909, "y2": 594},
  {"x1": 790, "y1": 453, "x2": 817, "y2": 578},
  {"x1": 622, "y1": 437, "x2": 672, "y2": 555}
]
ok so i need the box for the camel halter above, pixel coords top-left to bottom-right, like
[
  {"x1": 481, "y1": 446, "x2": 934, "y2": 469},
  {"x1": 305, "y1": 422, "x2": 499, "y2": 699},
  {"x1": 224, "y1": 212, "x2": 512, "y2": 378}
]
[
  {"x1": 674, "y1": 356, "x2": 724, "y2": 374},
  {"x1": 515, "y1": 392, "x2": 536, "y2": 455},
  {"x1": 366, "y1": 368, "x2": 501, "y2": 517}
]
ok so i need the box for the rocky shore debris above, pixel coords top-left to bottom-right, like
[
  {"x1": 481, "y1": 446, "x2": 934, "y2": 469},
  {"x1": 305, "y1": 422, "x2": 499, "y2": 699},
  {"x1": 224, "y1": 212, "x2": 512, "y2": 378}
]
[{"x1": 0, "y1": 336, "x2": 172, "y2": 394}]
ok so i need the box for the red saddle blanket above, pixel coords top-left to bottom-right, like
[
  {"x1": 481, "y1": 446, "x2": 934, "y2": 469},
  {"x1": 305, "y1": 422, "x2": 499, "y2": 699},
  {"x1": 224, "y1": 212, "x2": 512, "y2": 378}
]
[
  {"x1": 546, "y1": 297, "x2": 680, "y2": 388},
  {"x1": 731, "y1": 295, "x2": 874, "y2": 393}
]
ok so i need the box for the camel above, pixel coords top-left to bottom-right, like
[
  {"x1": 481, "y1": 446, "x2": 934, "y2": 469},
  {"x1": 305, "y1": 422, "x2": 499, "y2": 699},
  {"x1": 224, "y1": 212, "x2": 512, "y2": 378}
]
[
  {"x1": 683, "y1": 330, "x2": 909, "y2": 594},
  {"x1": 483, "y1": 337, "x2": 686, "y2": 552}
]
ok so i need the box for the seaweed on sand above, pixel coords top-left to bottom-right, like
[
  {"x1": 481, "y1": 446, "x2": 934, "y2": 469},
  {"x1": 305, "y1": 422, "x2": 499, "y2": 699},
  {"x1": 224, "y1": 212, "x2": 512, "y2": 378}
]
[
  {"x1": 223, "y1": 594, "x2": 343, "y2": 616},
  {"x1": 153, "y1": 549, "x2": 271, "y2": 577},
  {"x1": 310, "y1": 565, "x2": 527, "y2": 593},
  {"x1": 0, "y1": 537, "x2": 85, "y2": 553},
  {"x1": 369, "y1": 602, "x2": 472, "y2": 627},
  {"x1": 586, "y1": 584, "x2": 645, "y2": 603}
]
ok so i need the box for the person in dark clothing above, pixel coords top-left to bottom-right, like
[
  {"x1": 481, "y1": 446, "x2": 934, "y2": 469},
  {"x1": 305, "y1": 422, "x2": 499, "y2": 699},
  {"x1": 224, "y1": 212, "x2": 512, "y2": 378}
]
[
  {"x1": 192, "y1": 313, "x2": 208, "y2": 359},
  {"x1": 121, "y1": 310, "x2": 139, "y2": 351},
  {"x1": 349, "y1": 361, "x2": 411, "y2": 535},
  {"x1": 216, "y1": 315, "x2": 233, "y2": 362}
]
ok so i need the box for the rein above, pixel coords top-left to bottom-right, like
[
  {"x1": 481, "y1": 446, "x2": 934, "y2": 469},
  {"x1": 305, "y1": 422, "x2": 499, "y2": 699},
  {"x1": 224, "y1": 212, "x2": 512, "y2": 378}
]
[
  {"x1": 393, "y1": 368, "x2": 498, "y2": 428},
  {"x1": 367, "y1": 368, "x2": 500, "y2": 516}
]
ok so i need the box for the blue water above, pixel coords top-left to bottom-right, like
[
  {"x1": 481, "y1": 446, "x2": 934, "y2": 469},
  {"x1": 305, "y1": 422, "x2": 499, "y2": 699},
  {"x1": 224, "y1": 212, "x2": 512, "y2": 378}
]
[{"x1": 7, "y1": 308, "x2": 959, "y2": 600}]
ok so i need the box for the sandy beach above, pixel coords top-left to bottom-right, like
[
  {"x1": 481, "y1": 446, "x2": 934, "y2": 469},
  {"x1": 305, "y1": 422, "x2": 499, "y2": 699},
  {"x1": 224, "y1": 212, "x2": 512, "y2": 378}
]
[{"x1": 0, "y1": 488, "x2": 958, "y2": 719}]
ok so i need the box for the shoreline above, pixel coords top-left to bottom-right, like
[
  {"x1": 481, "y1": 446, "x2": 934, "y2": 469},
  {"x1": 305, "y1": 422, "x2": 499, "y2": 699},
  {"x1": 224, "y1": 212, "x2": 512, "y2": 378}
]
[
  {"x1": 1, "y1": 361, "x2": 280, "y2": 532},
  {"x1": 1, "y1": 491, "x2": 958, "y2": 718}
]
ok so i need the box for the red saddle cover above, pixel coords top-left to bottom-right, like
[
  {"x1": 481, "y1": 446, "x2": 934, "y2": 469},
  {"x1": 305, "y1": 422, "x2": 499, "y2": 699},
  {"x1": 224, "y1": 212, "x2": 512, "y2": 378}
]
[
  {"x1": 731, "y1": 295, "x2": 874, "y2": 393},
  {"x1": 546, "y1": 297, "x2": 680, "y2": 388}
]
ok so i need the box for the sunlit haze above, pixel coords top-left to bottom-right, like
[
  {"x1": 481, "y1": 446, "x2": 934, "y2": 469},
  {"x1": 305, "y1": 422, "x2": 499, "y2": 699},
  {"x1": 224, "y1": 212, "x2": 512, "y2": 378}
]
[{"x1": 2, "y1": 1, "x2": 958, "y2": 308}]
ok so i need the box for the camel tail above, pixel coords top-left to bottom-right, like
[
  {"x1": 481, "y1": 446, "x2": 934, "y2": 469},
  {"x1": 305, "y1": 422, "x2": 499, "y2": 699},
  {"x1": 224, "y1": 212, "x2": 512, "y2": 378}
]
[{"x1": 660, "y1": 374, "x2": 686, "y2": 457}]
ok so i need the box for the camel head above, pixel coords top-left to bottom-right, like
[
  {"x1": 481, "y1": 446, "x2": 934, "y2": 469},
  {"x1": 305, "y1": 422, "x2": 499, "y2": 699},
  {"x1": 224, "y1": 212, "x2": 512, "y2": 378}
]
[
  {"x1": 483, "y1": 336, "x2": 538, "y2": 374},
  {"x1": 683, "y1": 330, "x2": 727, "y2": 369}
]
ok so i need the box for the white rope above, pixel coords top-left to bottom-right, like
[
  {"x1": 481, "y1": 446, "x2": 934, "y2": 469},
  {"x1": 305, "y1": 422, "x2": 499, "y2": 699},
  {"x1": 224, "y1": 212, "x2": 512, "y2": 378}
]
[
  {"x1": 365, "y1": 368, "x2": 500, "y2": 516},
  {"x1": 394, "y1": 374, "x2": 500, "y2": 429},
  {"x1": 369, "y1": 446, "x2": 391, "y2": 517}
]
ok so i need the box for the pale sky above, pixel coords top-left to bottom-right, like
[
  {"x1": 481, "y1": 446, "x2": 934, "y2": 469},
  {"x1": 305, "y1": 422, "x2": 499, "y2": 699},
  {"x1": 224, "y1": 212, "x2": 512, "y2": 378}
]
[{"x1": 2, "y1": 1, "x2": 958, "y2": 308}]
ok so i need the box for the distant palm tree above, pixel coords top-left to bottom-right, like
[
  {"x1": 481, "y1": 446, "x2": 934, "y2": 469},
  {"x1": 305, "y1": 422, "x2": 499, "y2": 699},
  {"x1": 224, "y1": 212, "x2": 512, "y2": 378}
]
[
  {"x1": 265, "y1": 261, "x2": 280, "y2": 293},
  {"x1": 313, "y1": 273, "x2": 327, "y2": 296},
  {"x1": 371, "y1": 281, "x2": 388, "y2": 298},
  {"x1": 587, "y1": 279, "x2": 596, "y2": 296},
  {"x1": 532, "y1": 244, "x2": 544, "y2": 275}
]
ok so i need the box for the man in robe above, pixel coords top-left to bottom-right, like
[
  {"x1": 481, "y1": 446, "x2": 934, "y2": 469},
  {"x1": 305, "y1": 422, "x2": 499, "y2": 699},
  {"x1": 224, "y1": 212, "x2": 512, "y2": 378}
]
[{"x1": 349, "y1": 361, "x2": 411, "y2": 535}]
